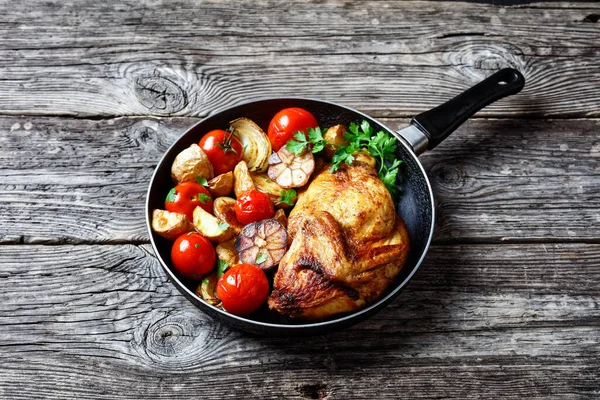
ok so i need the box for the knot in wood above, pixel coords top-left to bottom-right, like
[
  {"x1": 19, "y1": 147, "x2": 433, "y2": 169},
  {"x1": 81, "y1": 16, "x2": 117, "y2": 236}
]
[
  {"x1": 432, "y1": 165, "x2": 465, "y2": 189},
  {"x1": 144, "y1": 314, "x2": 198, "y2": 359},
  {"x1": 134, "y1": 72, "x2": 188, "y2": 115}
]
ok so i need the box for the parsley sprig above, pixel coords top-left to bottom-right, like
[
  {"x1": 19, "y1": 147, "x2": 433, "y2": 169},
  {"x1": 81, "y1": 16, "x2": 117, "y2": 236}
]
[
  {"x1": 331, "y1": 121, "x2": 402, "y2": 196},
  {"x1": 285, "y1": 127, "x2": 329, "y2": 155},
  {"x1": 282, "y1": 121, "x2": 403, "y2": 196},
  {"x1": 279, "y1": 189, "x2": 296, "y2": 206}
]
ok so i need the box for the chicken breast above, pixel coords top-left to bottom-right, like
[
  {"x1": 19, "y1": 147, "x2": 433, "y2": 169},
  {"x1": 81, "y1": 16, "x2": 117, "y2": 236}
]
[{"x1": 268, "y1": 156, "x2": 410, "y2": 320}]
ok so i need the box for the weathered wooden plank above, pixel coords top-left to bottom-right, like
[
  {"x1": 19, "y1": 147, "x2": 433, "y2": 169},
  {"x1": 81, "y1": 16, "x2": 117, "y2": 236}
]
[
  {"x1": 1, "y1": 116, "x2": 598, "y2": 243},
  {"x1": 0, "y1": 243, "x2": 598, "y2": 399},
  {"x1": 0, "y1": 1, "x2": 598, "y2": 118}
]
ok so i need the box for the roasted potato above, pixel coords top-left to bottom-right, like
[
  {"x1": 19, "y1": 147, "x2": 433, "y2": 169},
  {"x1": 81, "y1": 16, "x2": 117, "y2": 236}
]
[
  {"x1": 233, "y1": 160, "x2": 256, "y2": 197},
  {"x1": 251, "y1": 172, "x2": 296, "y2": 208},
  {"x1": 195, "y1": 272, "x2": 221, "y2": 306},
  {"x1": 171, "y1": 144, "x2": 214, "y2": 184},
  {"x1": 151, "y1": 209, "x2": 195, "y2": 241},
  {"x1": 273, "y1": 209, "x2": 288, "y2": 229},
  {"x1": 192, "y1": 206, "x2": 235, "y2": 243},
  {"x1": 323, "y1": 124, "x2": 349, "y2": 159},
  {"x1": 216, "y1": 238, "x2": 241, "y2": 267},
  {"x1": 207, "y1": 172, "x2": 234, "y2": 197},
  {"x1": 213, "y1": 197, "x2": 244, "y2": 235}
]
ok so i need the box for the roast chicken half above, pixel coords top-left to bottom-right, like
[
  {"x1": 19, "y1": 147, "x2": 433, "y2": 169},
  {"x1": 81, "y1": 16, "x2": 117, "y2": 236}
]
[{"x1": 268, "y1": 155, "x2": 410, "y2": 320}]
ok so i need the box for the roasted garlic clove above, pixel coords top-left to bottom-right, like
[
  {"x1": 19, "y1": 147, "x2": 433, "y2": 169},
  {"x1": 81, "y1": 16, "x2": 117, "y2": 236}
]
[
  {"x1": 267, "y1": 147, "x2": 315, "y2": 189},
  {"x1": 234, "y1": 219, "x2": 288, "y2": 270}
]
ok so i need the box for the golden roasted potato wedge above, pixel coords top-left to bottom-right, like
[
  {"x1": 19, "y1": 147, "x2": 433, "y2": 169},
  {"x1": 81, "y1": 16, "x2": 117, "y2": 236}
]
[
  {"x1": 195, "y1": 272, "x2": 221, "y2": 306},
  {"x1": 171, "y1": 144, "x2": 214, "y2": 184},
  {"x1": 192, "y1": 206, "x2": 235, "y2": 243},
  {"x1": 207, "y1": 172, "x2": 234, "y2": 197},
  {"x1": 233, "y1": 160, "x2": 256, "y2": 197},
  {"x1": 273, "y1": 209, "x2": 288, "y2": 229},
  {"x1": 251, "y1": 172, "x2": 296, "y2": 208},
  {"x1": 323, "y1": 124, "x2": 349, "y2": 159},
  {"x1": 216, "y1": 238, "x2": 241, "y2": 267},
  {"x1": 213, "y1": 197, "x2": 244, "y2": 235},
  {"x1": 151, "y1": 209, "x2": 195, "y2": 241}
]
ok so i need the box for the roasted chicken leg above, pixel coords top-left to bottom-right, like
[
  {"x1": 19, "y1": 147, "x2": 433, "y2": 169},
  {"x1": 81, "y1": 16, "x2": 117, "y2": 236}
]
[{"x1": 268, "y1": 155, "x2": 410, "y2": 320}]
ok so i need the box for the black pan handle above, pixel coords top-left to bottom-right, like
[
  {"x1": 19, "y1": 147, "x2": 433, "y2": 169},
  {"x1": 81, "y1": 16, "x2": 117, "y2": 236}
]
[{"x1": 411, "y1": 68, "x2": 525, "y2": 150}]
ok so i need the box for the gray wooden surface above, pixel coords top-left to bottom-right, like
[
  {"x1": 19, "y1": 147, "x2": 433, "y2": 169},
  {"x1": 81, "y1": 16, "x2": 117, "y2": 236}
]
[{"x1": 1, "y1": 1, "x2": 599, "y2": 399}]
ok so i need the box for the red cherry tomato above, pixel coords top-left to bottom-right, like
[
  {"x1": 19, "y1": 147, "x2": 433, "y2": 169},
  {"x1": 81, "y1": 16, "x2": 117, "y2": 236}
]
[
  {"x1": 268, "y1": 107, "x2": 319, "y2": 151},
  {"x1": 171, "y1": 232, "x2": 216, "y2": 280},
  {"x1": 235, "y1": 189, "x2": 274, "y2": 225},
  {"x1": 165, "y1": 181, "x2": 213, "y2": 221},
  {"x1": 199, "y1": 129, "x2": 244, "y2": 175},
  {"x1": 216, "y1": 264, "x2": 269, "y2": 315}
]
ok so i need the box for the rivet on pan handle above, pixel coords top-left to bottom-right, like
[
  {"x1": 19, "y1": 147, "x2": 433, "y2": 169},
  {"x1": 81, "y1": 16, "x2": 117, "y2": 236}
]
[{"x1": 399, "y1": 68, "x2": 525, "y2": 154}]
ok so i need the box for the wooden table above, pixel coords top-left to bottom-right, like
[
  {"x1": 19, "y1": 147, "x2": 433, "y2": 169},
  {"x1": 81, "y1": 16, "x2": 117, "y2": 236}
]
[{"x1": 1, "y1": 1, "x2": 599, "y2": 398}]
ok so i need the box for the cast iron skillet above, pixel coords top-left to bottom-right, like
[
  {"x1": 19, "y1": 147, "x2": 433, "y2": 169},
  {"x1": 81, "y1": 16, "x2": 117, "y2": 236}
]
[{"x1": 146, "y1": 68, "x2": 525, "y2": 335}]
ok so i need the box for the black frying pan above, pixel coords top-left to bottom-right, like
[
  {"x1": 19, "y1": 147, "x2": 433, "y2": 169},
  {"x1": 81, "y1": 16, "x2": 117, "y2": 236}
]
[{"x1": 146, "y1": 68, "x2": 525, "y2": 335}]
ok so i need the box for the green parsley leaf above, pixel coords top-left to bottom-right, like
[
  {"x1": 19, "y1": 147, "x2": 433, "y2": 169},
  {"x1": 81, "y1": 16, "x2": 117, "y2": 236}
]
[
  {"x1": 217, "y1": 221, "x2": 230, "y2": 232},
  {"x1": 280, "y1": 189, "x2": 296, "y2": 206},
  {"x1": 330, "y1": 119, "x2": 403, "y2": 198},
  {"x1": 198, "y1": 193, "x2": 211, "y2": 204},
  {"x1": 196, "y1": 176, "x2": 208, "y2": 186},
  {"x1": 165, "y1": 188, "x2": 177, "y2": 203},
  {"x1": 285, "y1": 131, "x2": 310, "y2": 155},
  {"x1": 256, "y1": 253, "x2": 268, "y2": 264},
  {"x1": 195, "y1": 243, "x2": 200, "y2": 248},
  {"x1": 217, "y1": 260, "x2": 228, "y2": 278}
]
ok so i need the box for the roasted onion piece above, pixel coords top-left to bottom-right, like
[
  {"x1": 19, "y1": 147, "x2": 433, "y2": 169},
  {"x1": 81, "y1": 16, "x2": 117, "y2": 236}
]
[
  {"x1": 230, "y1": 118, "x2": 271, "y2": 172},
  {"x1": 234, "y1": 219, "x2": 288, "y2": 270}
]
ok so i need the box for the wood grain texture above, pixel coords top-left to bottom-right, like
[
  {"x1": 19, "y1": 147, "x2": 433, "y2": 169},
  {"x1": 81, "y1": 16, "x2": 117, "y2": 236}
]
[
  {"x1": 1, "y1": 116, "x2": 598, "y2": 243},
  {"x1": 0, "y1": 1, "x2": 599, "y2": 118},
  {"x1": 0, "y1": 243, "x2": 598, "y2": 399}
]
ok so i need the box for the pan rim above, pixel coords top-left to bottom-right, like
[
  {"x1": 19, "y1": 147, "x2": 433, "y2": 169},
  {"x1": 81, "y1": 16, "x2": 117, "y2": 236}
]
[{"x1": 145, "y1": 96, "x2": 436, "y2": 331}]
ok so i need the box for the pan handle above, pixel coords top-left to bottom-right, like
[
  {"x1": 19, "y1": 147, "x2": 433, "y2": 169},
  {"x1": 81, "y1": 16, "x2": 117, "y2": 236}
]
[{"x1": 410, "y1": 68, "x2": 525, "y2": 150}]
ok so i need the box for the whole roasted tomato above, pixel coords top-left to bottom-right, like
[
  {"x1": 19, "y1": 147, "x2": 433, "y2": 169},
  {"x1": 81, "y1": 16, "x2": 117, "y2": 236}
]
[
  {"x1": 199, "y1": 129, "x2": 244, "y2": 175},
  {"x1": 267, "y1": 107, "x2": 318, "y2": 151},
  {"x1": 165, "y1": 181, "x2": 213, "y2": 221},
  {"x1": 216, "y1": 264, "x2": 269, "y2": 315},
  {"x1": 171, "y1": 232, "x2": 216, "y2": 280},
  {"x1": 234, "y1": 189, "x2": 274, "y2": 225}
]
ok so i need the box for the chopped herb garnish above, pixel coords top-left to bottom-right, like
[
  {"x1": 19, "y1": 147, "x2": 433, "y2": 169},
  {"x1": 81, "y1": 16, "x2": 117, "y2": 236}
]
[
  {"x1": 256, "y1": 253, "x2": 268, "y2": 264},
  {"x1": 195, "y1": 243, "x2": 200, "y2": 248},
  {"x1": 202, "y1": 279, "x2": 209, "y2": 285},
  {"x1": 198, "y1": 193, "x2": 211, "y2": 204},
  {"x1": 165, "y1": 188, "x2": 177, "y2": 203},
  {"x1": 217, "y1": 221, "x2": 230, "y2": 232},
  {"x1": 280, "y1": 189, "x2": 296, "y2": 206},
  {"x1": 217, "y1": 260, "x2": 229, "y2": 278},
  {"x1": 196, "y1": 176, "x2": 208, "y2": 186}
]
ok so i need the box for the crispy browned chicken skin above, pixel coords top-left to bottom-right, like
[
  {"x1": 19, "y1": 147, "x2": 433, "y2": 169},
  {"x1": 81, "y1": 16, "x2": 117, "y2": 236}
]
[{"x1": 268, "y1": 156, "x2": 410, "y2": 320}]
